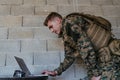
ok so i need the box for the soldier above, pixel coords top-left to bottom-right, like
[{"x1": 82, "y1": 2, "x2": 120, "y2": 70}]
[{"x1": 42, "y1": 12, "x2": 120, "y2": 80}]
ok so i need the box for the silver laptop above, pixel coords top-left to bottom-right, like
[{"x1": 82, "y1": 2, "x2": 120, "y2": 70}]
[{"x1": 14, "y1": 56, "x2": 47, "y2": 77}]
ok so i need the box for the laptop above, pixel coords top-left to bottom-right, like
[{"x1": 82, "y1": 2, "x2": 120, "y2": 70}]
[{"x1": 14, "y1": 56, "x2": 48, "y2": 78}]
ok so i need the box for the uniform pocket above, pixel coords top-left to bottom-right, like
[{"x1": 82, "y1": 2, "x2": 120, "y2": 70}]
[
  {"x1": 98, "y1": 47, "x2": 111, "y2": 63},
  {"x1": 109, "y1": 39, "x2": 120, "y2": 56}
]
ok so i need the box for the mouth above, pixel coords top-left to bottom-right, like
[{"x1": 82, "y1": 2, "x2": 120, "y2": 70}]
[
  {"x1": 55, "y1": 32, "x2": 58, "y2": 34},
  {"x1": 54, "y1": 31, "x2": 59, "y2": 34}
]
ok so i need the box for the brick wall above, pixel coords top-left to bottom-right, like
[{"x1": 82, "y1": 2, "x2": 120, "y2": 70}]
[{"x1": 0, "y1": 0, "x2": 120, "y2": 80}]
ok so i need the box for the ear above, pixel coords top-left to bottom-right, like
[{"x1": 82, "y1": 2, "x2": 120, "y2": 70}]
[{"x1": 54, "y1": 17, "x2": 62, "y2": 23}]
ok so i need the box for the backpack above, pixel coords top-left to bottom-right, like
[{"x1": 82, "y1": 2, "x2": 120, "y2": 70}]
[
  {"x1": 79, "y1": 13, "x2": 112, "y2": 31},
  {"x1": 66, "y1": 13, "x2": 112, "y2": 50},
  {"x1": 80, "y1": 13, "x2": 112, "y2": 50},
  {"x1": 66, "y1": 13, "x2": 112, "y2": 31}
]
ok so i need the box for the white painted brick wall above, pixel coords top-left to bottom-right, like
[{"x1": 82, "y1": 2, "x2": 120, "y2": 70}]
[
  {"x1": 23, "y1": 16, "x2": 43, "y2": 27},
  {"x1": 117, "y1": 17, "x2": 120, "y2": 27},
  {"x1": 11, "y1": 5, "x2": 34, "y2": 16},
  {"x1": 77, "y1": 5, "x2": 103, "y2": 16},
  {"x1": 6, "y1": 53, "x2": 33, "y2": 66},
  {"x1": 24, "y1": 0, "x2": 46, "y2": 6},
  {"x1": 0, "y1": 0, "x2": 23, "y2": 5},
  {"x1": 0, "y1": 16, "x2": 22, "y2": 27},
  {"x1": 21, "y1": 39, "x2": 47, "y2": 52},
  {"x1": 34, "y1": 51, "x2": 60, "y2": 65},
  {"x1": 0, "y1": 5, "x2": 10, "y2": 15},
  {"x1": 113, "y1": 0, "x2": 120, "y2": 5},
  {"x1": 102, "y1": 5, "x2": 120, "y2": 17},
  {"x1": 0, "y1": 53, "x2": 6, "y2": 66},
  {"x1": 0, "y1": 40, "x2": 20, "y2": 52},
  {"x1": 8, "y1": 27, "x2": 34, "y2": 39},
  {"x1": 0, "y1": 28, "x2": 8, "y2": 39},
  {"x1": 33, "y1": 27, "x2": 58, "y2": 39},
  {"x1": 91, "y1": 0, "x2": 113, "y2": 5},
  {"x1": 0, "y1": 0, "x2": 119, "y2": 80},
  {"x1": 35, "y1": 5, "x2": 58, "y2": 15},
  {"x1": 76, "y1": 0, "x2": 91, "y2": 5},
  {"x1": 47, "y1": 39, "x2": 64, "y2": 51}
]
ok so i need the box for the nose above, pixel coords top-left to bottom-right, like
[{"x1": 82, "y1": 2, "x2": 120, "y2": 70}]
[{"x1": 50, "y1": 28, "x2": 54, "y2": 33}]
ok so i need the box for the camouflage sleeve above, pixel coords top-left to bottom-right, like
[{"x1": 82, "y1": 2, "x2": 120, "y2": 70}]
[
  {"x1": 54, "y1": 16, "x2": 83, "y2": 75},
  {"x1": 54, "y1": 39, "x2": 80, "y2": 75}
]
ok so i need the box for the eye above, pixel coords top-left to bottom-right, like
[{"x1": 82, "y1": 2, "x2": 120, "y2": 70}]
[{"x1": 49, "y1": 25, "x2": 53, "y2": 30}]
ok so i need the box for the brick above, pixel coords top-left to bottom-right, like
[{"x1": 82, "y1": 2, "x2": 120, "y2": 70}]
[
  {"x1": 47, "y1": 0, "x2": 70, "y2": 5},
  {"x1": 0, "y1": 28, "x2": 8, "y2": 39},
  {"x1": 0, "y1": 16, "x2": 22, "y2": 27},
  {"x1": 0, "y1": 5, "x2": 10, "y2": 15},
  {"x1": 6, "y1": 52, "x2": 33, "y2": 66},
  {"x1": 114, "y1": 33, "x2": 120, "y2": 39},
  {"x1": 117, "y1": 17, "x2": 120, "y2": 27},
  {"x1": 112, "y1": 27, "x2": 120, "y2": 33},
  {"x1": 23, "y1": 16, "x2": 42, "y2": 27},
  {"x1": 34, "y1": 16, "x2": 46, "y2": 27},
  {"x1": 8, "y1": 27, "x2": 33, "y2": 39},
  {"x1": 77, "y1": 5, "x2": 103, "y2": 16},
  {"x1": 0, "y1": 0, "x2": 22, "y2": 5},
  {"x1": 113, "y1": 0, "x2": 120, "y2": 5},
  {"x1": 26, "y1": 15, "x2": 46, "y2": 27},
  {"x1": 0, "y1": 53, "x2": 6, "y2": 66},
  {"x1": 46, "y1": 0, "x2": 58, "y2": 5},
  {"x1": 60, "y1": 51, "x2": 65, "y2": 62},
  {"x1": 76, "y1": 0, "x2": 91, "y2": 5},
  {"x1": 0, "y1": 40, "x2": 20, "y2": 52},
  {"x1": 91, "y1": 0, "x2": 113, "y2": 5},
  {"x1": 102, "y1": 6, "x2": 120, "y2": 17},
  {"x1": 34, "y1": 51, "x2": 60, "y2": 65},
  {"x1": 47, "y1": 38, "x2": 64, "y2": 51},
  {"x1": 104, "y1": 17, "x2": 117, "y2": 27},
  {"x1": 57, "y1": 0, "x2": 69, "y2": 5},
  {"x1": 112, "y1": 27, "x2": 120, "y2": 38},
  {"x1": 11, "y1": 5, "x2": 34, "y2": 15},
  {"x1": 58, "y1": 5, "x2": 75, "y2": 16},
  {"x1": 33, "y1": 27, "x2": 58, "y2": 40},
  {"x1": 28, "y1": 65, "x2": 47, "y2": 74},
  {"x1": 21, "y1": 39, "x2": 47, "y2": 52},
  {"x1": 24, "y1": 0, "x2": 45, "y2": 6},
  {"x1": 35, "y1": 5, "x2": 57, "y2": 15}
]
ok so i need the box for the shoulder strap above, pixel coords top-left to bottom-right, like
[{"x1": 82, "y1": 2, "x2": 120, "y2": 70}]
[{"x1": 79, "y1": 13, "x2": 112, "y2": 31}]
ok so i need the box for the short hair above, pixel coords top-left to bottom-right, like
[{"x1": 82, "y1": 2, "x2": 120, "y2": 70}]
[{"x1": 43, "y1": 12, "x2": 62, "y2": 26}]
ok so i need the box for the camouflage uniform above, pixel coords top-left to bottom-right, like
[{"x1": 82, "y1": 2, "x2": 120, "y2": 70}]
[{"x1": 54, "y1": 14, "x2": 120, "y2": 80}]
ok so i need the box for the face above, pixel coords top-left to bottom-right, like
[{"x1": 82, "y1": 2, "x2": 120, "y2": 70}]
[{"x1": 47, "y1": 17, "x2": 62, "y2": 34}]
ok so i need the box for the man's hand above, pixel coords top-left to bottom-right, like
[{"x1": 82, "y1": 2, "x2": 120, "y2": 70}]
[
  {"x1": 42, "y1": 70, "x2": 57, "y2": 77},
  {"x1": 91, "y1": 76, "x2": 101, "y2": 80}
]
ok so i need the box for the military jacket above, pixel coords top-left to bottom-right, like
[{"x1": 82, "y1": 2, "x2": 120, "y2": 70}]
[{"x1": 54, "y1": 14, "x2": 100, "y2": 77}]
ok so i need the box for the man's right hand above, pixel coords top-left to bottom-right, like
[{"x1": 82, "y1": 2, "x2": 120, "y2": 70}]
[
  {"x1": 91, "y1": 76, "x2": 101, "y2": 80},
  {"x1": 42, "y1": 70, "x2": 57, "y2": 77}
]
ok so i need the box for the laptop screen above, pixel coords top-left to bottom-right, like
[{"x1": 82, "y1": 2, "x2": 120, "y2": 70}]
[{"x1": 14, "y1": 56, "x2": 31, "y2": 77}]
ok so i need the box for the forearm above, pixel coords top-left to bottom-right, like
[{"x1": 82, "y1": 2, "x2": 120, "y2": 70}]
[{"x1": 54, "y1": 55, "x2": 75, "y2": 75}]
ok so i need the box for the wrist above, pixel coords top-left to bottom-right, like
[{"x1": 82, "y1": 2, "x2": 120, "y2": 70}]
[{"x1": 54, "y1": 71, "x2": 58, "y2": 75}]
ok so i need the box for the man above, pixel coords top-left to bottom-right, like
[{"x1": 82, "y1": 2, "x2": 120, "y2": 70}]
[{"x1": 42, "y1": 12, "x2": 120, "y2": 80}]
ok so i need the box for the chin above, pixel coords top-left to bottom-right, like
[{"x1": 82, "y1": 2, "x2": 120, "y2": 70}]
[
  {"x1": 55, "y1": 32, "x2": 58, "y2": 34},
  {"x1": 55, "y1": 31, "x2": 60, "y2": 35}
]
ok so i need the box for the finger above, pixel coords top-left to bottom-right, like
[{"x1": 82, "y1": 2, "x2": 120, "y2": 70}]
[
  {"x1": 41, "y1": 72, "x2": 45, "y2": 74},
  {"x1": 41, "y1": 71, "x2": 48, "y2": 74}
]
